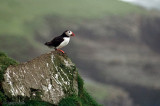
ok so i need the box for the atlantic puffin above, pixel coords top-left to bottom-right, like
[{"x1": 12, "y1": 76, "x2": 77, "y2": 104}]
[{"x1": 45, "y1": 30, "x2": 75, "y2": 53}]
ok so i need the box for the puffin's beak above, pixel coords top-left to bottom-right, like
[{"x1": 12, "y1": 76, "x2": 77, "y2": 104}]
[{"x1": 71, "y1": 33, "x2": 75, "y2": 36}]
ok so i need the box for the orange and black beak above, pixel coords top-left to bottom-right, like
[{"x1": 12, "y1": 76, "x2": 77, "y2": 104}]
[{"x1": 71, "y1": 33, "x2": 75, "y2": 36}]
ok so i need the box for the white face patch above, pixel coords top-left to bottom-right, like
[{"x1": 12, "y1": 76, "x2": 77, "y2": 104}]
[{"x1": 65, "y1": 30, "x2": 72, "y2": 36}]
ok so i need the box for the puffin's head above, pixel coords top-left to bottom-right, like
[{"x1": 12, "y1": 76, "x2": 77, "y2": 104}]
[{"x1": 64, "y1": 30, "x2": 75, "y2": 37}]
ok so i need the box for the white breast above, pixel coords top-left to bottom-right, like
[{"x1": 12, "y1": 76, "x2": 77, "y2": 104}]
[{"x1": 57, "y1": 37, "x2": 70, "y2": 49}]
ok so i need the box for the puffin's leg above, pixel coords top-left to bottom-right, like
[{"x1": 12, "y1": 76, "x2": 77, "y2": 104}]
[
  {"x1": 59, "y1": 49, "x2": 65, "y2": 53},
  {"x1": 57, "y1": 49, "x2": 65, "y2": 53}
]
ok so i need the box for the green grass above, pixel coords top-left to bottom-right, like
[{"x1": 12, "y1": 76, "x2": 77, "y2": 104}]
[
  {"x1": 0, "y1": 0, "x2": 145, "y2": 37},
  {"x1": 58, "y1": 75, "x2": 101, "y2": 106},
  {"x1": 3, "y1": 100, "x2": 53, "y2": 106},
  {"x1": 24, "y1": 100, "x2": 53, "y2": 106},
  {"x1": 0, "y1": 52, "x2": 18, "y2": 104},
  {"x1": 0, "y1": 0, "x2": 146, "y2": 60},
  {"x1": 0, "y1": 52, "x2": 18, "y2": 82}
]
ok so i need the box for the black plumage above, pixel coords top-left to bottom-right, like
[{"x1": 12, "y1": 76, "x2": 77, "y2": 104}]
[{"x1": 45, "y1": 36, "x2": 64, "y2": 48}]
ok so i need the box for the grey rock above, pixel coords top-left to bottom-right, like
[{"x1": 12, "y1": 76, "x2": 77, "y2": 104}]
[{"x1": 2, "y1": 51, "x2": 78, "y2": 105}]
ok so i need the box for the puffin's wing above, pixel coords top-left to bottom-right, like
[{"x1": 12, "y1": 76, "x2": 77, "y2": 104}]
[{"x1": 47, "y1": 36, "x2": 64, "y2": 47}]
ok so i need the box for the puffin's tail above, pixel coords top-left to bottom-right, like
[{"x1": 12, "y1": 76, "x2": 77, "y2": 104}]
[{"x1": 44, "y1": 42, "x2": 51, "y2": 46}]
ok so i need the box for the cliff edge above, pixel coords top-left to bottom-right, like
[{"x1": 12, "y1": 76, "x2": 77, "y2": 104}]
[{"x1": 0, "y1": 51, "x2": 99, "y2": 105}]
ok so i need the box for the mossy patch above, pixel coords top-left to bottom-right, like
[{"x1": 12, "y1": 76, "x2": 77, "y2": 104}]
[
  {"x1": 0, "y1": 51, "x2": 18, "y2": 104},
  {"x1": 51, "y1": 53, "x2": 77, "y2": 95},
  {"x1": 77, "y1": 74, "x2": 84, "y2": 97},
  {"x1": 24, "y1": 100, "x2": 54, "y2": 106},
  {"x1": 58, "y1": 74, "x2": 101, "y2": 106},
  {"x1": 3, "y1": 100, "x2": 53, "y2": 106},
  {"x1": 0, "y1": 91, "x2": 6, "y2": 102},
  {"x1": 58, "y1": 94, "x2": 82, "y2": 106}
]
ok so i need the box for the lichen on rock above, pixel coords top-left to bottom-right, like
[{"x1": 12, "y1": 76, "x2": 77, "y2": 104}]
[{"x1": 2, "y1": 51, "x2": 78, "y2": 105}]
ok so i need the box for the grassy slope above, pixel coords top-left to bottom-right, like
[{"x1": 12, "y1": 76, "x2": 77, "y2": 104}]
[
  {"x1": 58, "y1": 75, "x2": 100, "y2": 106},
  {"x1": 0, "y1": 0, "x2": 146, "y2": 62},
  {"x1": 0, "y1": 52, "x2": 18, "y2": 103},
  {"x1": 0, "y1": 0, "x2": 145, "y2": 37}
]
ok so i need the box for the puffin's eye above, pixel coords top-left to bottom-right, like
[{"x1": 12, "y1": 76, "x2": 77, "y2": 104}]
[{"x1": 68, "y1": 31, "x2": 71, "y2": 33}]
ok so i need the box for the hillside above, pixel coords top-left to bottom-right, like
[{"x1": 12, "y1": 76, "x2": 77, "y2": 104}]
[
  {"x1": 0, "y1": 0, "x2": 146, "y2": 62},
  {"x1": 1, "y1": 0, "x2": 160, "y2": 106},
  {"x1": 0, "y1": 0, "x2": 145, "y2": 36}
]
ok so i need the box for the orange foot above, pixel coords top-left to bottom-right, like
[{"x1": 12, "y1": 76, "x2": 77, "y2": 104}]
[{"x1": 57, "y1": 49, "x2": 65, "y2": 53}]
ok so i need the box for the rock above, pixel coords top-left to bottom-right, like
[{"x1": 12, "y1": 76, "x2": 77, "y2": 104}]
[{"x1": 2, "y1": 51, "x2": 78, "y2": 105}]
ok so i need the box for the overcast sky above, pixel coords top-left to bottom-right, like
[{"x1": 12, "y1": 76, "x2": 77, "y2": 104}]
[{"x1": 120, "y1": 0, "x2": 160, "y2": 10}]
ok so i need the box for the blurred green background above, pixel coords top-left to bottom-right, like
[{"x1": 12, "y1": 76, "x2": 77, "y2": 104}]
[{"x1": 1, "y1": 0, "x2": 160, "y2": 106}]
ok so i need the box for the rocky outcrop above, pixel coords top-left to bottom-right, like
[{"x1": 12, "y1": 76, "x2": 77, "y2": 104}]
[{"x1": 2, "y1": 51, "x2": 78, "y2": 105}]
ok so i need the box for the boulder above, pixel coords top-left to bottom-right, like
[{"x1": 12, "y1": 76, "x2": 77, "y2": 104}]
[{"x1": 2, "y1": 51, "x2": 78, "y2": 105}]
